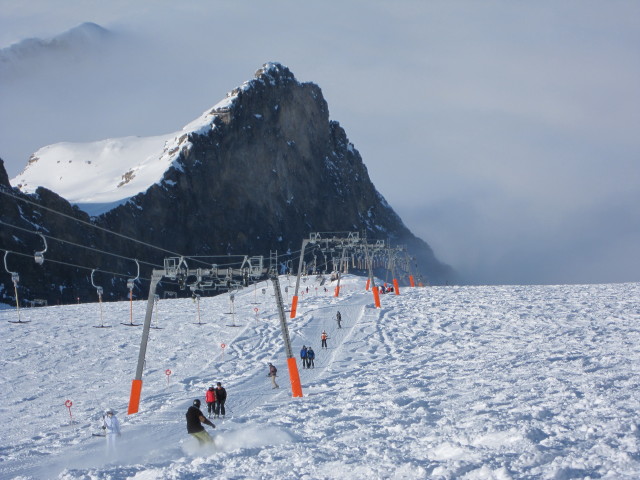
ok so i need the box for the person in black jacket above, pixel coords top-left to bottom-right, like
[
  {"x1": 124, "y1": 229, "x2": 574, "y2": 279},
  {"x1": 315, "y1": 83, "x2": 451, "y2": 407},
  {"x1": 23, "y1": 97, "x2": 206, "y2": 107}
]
[
  {"x1": 267, "y1": 363, "x2": 279, "y2": 389},
  {"x1": 214, "y1": 382, "x2": 227, "y2": 418},
  {"x1": 186, "y1": 399, "x2": 215, "y2": 445}
]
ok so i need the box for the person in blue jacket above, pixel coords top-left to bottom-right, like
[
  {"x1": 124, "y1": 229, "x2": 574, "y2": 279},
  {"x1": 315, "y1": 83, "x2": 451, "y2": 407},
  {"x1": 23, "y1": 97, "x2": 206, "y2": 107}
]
[
  {"x1": 306, "y1": 347, "x2": 315, "y2": 368},
  {"x1": 300, "y1": 345, "x2": 308, "y2": 369}
]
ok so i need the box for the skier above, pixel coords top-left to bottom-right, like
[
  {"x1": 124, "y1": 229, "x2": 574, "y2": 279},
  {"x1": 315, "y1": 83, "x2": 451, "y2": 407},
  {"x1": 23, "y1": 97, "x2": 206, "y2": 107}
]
[
  {"x1": 186, "y1": 399, "x2": 215, "y2": 445},
  {"x1": 214, "y1": 382, "x2": 227, "y2": 418},
  {"x1": 205, "y1": 386, "x2": 216, "y2": 417},
  {"x1": 267, "y1": 362, "x2": 279, "y2": 389},
  {"x1": 307, "y1": 347, "x2": 315, "y2": 368},
  {"x1": 336, "y1": 311, "x2": 342, "y2": 328},
  {"x1": 300, "y1": 345, "x2": 308, "y2": 369},
  {"x1": 102, "y1": 408, "x2": 121, "y2": 455},
  {"x1": 321, "y1": 330, "x2": 328, "y2": 349}
]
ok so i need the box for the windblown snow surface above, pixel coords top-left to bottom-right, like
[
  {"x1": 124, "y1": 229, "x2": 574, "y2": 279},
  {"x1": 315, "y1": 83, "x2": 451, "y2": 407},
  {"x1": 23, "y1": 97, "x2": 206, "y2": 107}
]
[{"x1": 1, "y1": 275, "x2": 639, "y2": 479}]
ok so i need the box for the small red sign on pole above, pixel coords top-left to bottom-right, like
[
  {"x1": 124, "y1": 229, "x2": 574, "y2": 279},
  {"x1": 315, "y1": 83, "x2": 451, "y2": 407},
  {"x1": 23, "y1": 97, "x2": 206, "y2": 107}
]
[
  {"x1": 64, "y1": 399, "x2": 73, "y2": 423},
  {"x1": 165, "y1": 369, "x2": 172, "y2": 384}
]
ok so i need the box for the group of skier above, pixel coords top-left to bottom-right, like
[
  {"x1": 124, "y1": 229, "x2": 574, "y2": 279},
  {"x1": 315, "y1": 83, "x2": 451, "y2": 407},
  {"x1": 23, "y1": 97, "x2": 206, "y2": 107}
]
[
  {"x1": 204, "y1": 382, "x2": 228, "y2": 418},
  {"x1": 299, "y1": 345, "x2": 316, "y2": 368},
  {"x1": 186, "y1": 382, "x2": 228, "y2": 446},
  {"x1": 104, "y1": 308, "x2": 347, "y2": 449},
  {"x1": 98, "y1": 382, "x2": 229, "y2": 450}
]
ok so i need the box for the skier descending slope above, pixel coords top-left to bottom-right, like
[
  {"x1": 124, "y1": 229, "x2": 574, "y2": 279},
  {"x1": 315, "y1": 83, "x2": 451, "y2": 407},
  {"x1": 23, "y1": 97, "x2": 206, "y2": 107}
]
[
  {"x1": 102, "y1": 408, "x2": 121, "y2": 455},
  {"x1": 186, "y1": 399, "x2": 216, "y2": 446},
  {"x1": 267, "y1": 363, "x2": 279, "y2": 389}
]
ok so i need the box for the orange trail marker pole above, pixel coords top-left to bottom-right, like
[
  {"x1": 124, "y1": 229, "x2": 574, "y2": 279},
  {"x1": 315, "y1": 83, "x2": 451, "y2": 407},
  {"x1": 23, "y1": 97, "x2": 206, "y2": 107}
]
[
  {"x1": 288, "y1": 357, "x2": 303, "y2": 397},
  {"x1": 373, "y1": 285, "x2": 381, "y2": 308},
  {"x1": 128, "y1": 379, "x2": 142, "y2": 414},
  {"x1": 290, "y1": 295, "x2": 298, "y2": 318}
]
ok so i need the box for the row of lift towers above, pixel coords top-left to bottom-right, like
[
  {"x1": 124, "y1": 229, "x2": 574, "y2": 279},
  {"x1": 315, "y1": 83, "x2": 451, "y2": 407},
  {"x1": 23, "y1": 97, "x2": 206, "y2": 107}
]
[{"x1": 127, "y1": 231, "x2": 420, "y2": 413}]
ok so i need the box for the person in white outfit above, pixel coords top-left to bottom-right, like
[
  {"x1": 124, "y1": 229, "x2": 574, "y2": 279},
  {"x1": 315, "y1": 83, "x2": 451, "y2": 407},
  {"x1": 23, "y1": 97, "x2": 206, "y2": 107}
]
[{"x1": 102, "y1": 408, "x2": 121, "y2": 454}]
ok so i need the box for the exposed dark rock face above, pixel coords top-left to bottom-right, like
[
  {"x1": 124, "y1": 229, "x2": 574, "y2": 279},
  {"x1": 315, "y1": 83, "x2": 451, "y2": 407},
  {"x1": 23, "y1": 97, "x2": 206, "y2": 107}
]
[{"x1": 0, "y1": 63, "x2": 454, "y2": 306}]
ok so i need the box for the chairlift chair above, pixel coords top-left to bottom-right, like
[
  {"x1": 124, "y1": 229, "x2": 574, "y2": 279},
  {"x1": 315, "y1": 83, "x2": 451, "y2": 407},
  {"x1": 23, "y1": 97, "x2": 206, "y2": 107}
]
[
  {"x1": 122, "y1": 259, "x2": 141, "y2": 326},
  {"x1": 34, "y1": 233, "x2": 47, "y2": 265},
  {"x1": 91, "y1": 269, "x2": 110, "y2": 328},
  {"x1": 4, "y1": 251, "x2": 29, "y2": 323}
]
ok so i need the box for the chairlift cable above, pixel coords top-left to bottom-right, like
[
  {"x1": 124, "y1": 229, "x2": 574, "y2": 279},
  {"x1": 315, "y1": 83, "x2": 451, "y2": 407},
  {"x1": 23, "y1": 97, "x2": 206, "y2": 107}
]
[
  {"x1": 0, "y1": 219, "x2": 163, "y2": 269},
  {"x1": 1, "y1": 248, "x2": 151, "y2": 281},
  {"x1": 0, "y1": 186, "x2": 197, "y2": 261}
]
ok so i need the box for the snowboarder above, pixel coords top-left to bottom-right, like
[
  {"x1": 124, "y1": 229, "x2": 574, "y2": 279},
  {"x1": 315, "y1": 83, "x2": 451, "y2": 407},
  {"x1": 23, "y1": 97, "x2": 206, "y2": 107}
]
[
  {"x1": 336, "y1": 311, "x2": 342, "y2": 328},
  {"x1": 307, "y1": 347, "x2": 315, "y2": 368},
  {"x1": 102, "y1": 408, "x2": 121, "y2": 454},
  {"x1": 300, "y1": 345, "x2": 308, "y2": 369},
  {"x1": 267, "y1": 362, "x2": 279, "y2": 389},
  {"x1": 186, "y1": 399, "x2": 215, "y2": 445},
  {"x1": 214, "y1": 382, "x2": 227, "y2": 418},
  {"x1": 321, "y1": 330, "x2": 328, "y2": 349},
  {"x1": 205, "y1": 386, "x2": 216, "y2": 417}
]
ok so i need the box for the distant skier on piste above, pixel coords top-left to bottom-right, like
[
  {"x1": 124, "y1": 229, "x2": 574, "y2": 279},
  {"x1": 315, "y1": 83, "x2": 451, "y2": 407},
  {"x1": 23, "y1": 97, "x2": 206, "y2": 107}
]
[
  {"x1": 205, "y1": 386, "x2": 216, "y2": 418},
  {"x1": 267, "y1": 362, "x2": 279, "y2": 389},
  {"x1": 300, "y1": 345, "x2": 308, "y2": 369},
  {"x1": 102, "y1": 408, "x2": 121, "y2": 455},
  {"x1": 186, "y1": 399, "x2": 215, "y2": 445},
  {"x1": 307, "y1": 346, "x2": 315, "y2": 368},
  {"x1": 336, "y1": 311, "x2": 342, "y2": 328},
  {"x1": 321, "y1": 330, "x2": 328, "y2": 349}
]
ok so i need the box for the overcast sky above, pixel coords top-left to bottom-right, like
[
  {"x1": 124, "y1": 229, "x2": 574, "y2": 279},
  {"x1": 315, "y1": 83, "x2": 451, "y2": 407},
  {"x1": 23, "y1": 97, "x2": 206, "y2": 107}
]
[{"x1": 1, "y1": 0, "x2": 638, "y2": 286}]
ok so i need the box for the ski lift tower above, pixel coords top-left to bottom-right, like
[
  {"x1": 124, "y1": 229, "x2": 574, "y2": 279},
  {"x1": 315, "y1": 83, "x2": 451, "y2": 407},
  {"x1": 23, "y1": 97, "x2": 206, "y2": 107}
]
[
  {"x1": 269, "y1": 263, "x2": 303, "y2": 397},
  {"x1": 289, "y1": 232, "x2": 361, "y2": 318},
  {"x1": 127, "y1": 254, "x2": 266, "y2": 414}
]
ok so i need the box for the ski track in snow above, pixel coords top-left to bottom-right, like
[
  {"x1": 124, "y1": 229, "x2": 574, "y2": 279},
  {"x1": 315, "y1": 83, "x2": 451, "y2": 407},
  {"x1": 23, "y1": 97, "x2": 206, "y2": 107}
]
[{"x1": 1, "y1": 276, "x2": 639, "y2": 479}]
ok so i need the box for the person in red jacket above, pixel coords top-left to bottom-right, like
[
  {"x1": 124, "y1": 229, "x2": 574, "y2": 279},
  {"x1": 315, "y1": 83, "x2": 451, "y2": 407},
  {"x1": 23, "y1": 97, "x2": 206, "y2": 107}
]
[{"x1": 205, "y1": 386, "x2": 216, "y2": 418}]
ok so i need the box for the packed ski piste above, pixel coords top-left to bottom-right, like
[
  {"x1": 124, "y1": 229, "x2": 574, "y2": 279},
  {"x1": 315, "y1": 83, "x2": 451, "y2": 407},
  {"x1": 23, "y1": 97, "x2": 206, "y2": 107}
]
[{"x1": 1, "y1": 275, "x2": 640, "y2": 479}]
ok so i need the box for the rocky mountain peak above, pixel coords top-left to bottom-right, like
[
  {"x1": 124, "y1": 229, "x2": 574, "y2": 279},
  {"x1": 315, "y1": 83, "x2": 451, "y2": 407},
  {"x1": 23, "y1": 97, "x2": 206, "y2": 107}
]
[{"x1": 0, "y1": 63, "x2": 454, "y2": 306}]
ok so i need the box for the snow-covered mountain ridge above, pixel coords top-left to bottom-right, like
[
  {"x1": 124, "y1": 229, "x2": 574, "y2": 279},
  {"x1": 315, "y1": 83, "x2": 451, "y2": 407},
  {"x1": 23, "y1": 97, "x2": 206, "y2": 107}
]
[
  {"x1": 0, "y1": 22, "x2": 110, "y2": 66},
  {"x1": 10, "y1": 63, "x2": 288, "y2": 214}
]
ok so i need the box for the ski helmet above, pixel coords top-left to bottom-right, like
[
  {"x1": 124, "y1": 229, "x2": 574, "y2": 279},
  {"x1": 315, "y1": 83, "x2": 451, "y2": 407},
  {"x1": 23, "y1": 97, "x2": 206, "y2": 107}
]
[{"x1": 193, "y1": 399, "x2": 201, "y2": 407}]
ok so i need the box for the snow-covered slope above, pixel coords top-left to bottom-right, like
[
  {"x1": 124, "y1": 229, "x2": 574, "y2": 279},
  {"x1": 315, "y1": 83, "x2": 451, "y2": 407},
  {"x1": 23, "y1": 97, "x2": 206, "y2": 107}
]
[{"x1": 1, "y1": 275, "x2": 639, "y2": 479}]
